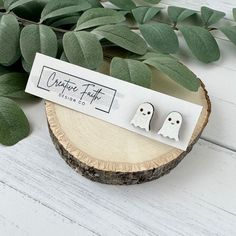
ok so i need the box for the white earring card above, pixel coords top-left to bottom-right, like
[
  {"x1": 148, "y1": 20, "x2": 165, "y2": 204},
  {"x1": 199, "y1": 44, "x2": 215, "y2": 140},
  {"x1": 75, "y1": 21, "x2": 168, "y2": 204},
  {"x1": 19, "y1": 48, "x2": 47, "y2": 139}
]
[{"x1": 26, "y1": 53, "x2": 203, "y2": 150}]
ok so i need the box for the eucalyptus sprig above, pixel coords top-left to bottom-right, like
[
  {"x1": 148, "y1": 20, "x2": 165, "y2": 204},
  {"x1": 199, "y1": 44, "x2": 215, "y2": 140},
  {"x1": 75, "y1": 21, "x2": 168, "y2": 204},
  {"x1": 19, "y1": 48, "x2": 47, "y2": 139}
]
[{"x1": 0, "y1": 0, "x2": 235, "y2": 145}]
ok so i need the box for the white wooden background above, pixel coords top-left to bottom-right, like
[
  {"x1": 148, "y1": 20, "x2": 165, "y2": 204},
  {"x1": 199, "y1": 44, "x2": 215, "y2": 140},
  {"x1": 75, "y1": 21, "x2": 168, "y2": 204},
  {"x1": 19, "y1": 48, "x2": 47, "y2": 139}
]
[{"x1": 1, "y1": 0, "x2": 236, "y2": 235}]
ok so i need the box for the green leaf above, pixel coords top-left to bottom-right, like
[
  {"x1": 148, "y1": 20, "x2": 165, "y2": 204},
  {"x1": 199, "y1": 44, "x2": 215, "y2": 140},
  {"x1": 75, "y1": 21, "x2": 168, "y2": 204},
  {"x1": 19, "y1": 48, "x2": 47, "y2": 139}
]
[
  {"x1": 93, "y1": 25, "x2": 147, "y2": 55},
  {"x1": 167, "y1": 6, "x2": 196, "y2": 23},
  {"x1": 142, "y1": 0, "x2": 161, "y2": 3},
  {"x1": 110, "y1": 57, "x2": 151, "y2": 88},
  {"x1": 0, "y1": 73, "x2": 33, "y2": 99},
  {"x1": 201, "y1": 6, "x2": 225, "y2": 27},
  {"x1": 0, "y1": 65, "x2": 10, "y2": 76},
  {"x1": 139, "y1": 23, "x2": 179, "y2": 54},
  {"x1": 179, "y1": 25, "x2": 220, "y2": 63},
  {"x1": 40, "y1": 0, "x2": 91, "y2": 22},
  {"x1": 0, "y1": 0, "x2": 3, "y2": 6},
  {"x1": 144, "y1": 56, "x2": 200, "y2": 91},
  {"x1": 60, "y1": 52, "x2": 69, "y2": 62},
  {"x1": 20, "y1": 24, "x2": 58, "y2": 65},
  {"x1": 0, "y1": 14, "x2": 20, "y2": 66},
  {"x1": 56, "y1": 38, "x2": 64, "y2": 58},
  {"x1": 220, "y1": 26, "x2": 236, "y2": 45},
  {"x1": 87, "y1": 0, "x2": 102, "y2": 8},
  {"x1": 7, "y1": 0, "x2": 34, "y2": 11},
  {"x1": 10, "y1": 0, "x2": 49, "y2": 22},
  {"x1": 3, "y1": 0, "x2": 14, "y2": 9},
  {"x1": 233, "y1": 8, "x2": 236, "y2": 21},
  {"x1": 50, "y1": 15, "x2": 80, "y2": 27},
  {"x1": 21, "y1": 58, "x2": 32, "y2": 73},
  {"x1": 132, "y1": 6, "x2": 161, "y2": 24},
  {"x1": 109, "y1": 0, "x2": 136, "y2": 10},
  {"x1": 132, "y1": 51, "x2": 178, "y2": 61},
  {"x1": 0, "y1": 97, "x2": 30, "y2": 146},
  {"x1": 119, "y1": 10, "x2": 130, "y2": 16},
  {"x1": 76, "y1": 8, "x2": 125, "y2": 31},
  {"x1": 63, "y1": 31, "x2": 103, "y2": 70}
]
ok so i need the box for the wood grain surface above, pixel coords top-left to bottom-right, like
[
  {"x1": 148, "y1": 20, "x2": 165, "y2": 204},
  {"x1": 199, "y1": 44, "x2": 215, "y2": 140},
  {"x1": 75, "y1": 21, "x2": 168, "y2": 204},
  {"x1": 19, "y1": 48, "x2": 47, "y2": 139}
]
[
  {"x1": 0, "y1": 0, "x2": 236, "y2": 235},
  {"x1": 45, "y1": 77, "x2": 210, "y2": 184}
]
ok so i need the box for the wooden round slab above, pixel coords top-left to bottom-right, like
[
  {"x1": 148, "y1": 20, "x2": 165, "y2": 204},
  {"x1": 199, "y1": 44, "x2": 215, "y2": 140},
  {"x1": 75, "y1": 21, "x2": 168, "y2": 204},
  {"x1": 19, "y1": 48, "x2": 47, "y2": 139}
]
[{"x1": 45, "y1": 64, "x2": 211, "y2": 185}]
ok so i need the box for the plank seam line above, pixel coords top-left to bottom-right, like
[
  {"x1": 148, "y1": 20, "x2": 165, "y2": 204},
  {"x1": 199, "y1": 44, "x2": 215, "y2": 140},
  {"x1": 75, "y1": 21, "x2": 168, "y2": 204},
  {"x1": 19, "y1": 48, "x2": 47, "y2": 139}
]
[
  {"x1": 198, "y1": 197, "x2": 236, "y2": 217},
  {"x1": 210, "y1": 96, "x2": 236, "y2": 106},
  {"x1": 200, "y1": 137, "x2": 236, "y2": 153},
  {"x1": 0, "y1": 180, "x2": 100, "y2": 236}
]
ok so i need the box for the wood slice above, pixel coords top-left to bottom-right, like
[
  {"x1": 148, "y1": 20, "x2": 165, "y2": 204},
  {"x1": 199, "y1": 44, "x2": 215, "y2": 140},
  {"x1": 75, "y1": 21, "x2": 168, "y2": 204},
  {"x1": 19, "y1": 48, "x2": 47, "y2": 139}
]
[{"x1": 45, "y1": 64, "x2": 211, "y2": 185}]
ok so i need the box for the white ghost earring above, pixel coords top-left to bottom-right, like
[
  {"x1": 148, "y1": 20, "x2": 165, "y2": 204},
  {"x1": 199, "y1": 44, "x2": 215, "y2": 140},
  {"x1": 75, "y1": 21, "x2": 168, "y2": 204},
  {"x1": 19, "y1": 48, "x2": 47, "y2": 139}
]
[
  {"x1": 158, "y1": 112, "x2": 183, "y2": 141},
  {"x1": 130, "y1": 103, "x2": 154, "y2": 132}
]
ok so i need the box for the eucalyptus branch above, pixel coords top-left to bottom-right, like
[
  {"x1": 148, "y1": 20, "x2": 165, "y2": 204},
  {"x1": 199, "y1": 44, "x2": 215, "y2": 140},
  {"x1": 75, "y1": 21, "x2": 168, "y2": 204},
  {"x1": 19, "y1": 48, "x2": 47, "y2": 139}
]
[
  {"x1": 0, "y1": 0, "x2": 235, "y2": 146},
  {"x1": 12, "y1": 13, "x2": 69, "y2": 34}
]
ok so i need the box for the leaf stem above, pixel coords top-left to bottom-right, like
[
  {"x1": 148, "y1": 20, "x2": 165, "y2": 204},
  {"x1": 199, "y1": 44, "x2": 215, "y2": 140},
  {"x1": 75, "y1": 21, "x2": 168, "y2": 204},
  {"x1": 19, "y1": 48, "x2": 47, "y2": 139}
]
[{"x1": 7, "y1": 12, "x2": 70, "y2": 34}]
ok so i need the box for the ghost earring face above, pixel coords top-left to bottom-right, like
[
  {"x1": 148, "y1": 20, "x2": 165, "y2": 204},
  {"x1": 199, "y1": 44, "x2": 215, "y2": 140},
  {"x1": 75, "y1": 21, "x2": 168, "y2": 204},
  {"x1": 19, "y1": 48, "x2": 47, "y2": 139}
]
[
  {"x1": 158, "y1": 112, "x2": 183, "y2": 141},
  {"x1": 130, "y1": 102, "x2": 154, "y2": 132}
]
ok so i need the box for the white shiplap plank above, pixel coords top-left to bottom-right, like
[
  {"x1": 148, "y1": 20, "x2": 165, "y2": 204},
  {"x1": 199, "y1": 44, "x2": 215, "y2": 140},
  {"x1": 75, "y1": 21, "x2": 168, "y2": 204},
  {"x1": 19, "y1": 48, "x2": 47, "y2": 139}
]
[
  {"x1": 176, "y1": 36, "x2": 236, "y2": 105},
  {"x1": 161, "y1": 0, "x2": 236, "y2": 20},
  {"x1": 0, "y1": 123, "x2": 236, "y2": 235},
  {"x1": 0, "y1": 182, "x2": 95, "y2": 236},
  {"x1": 173, "y1": 34, "x2": 236, "y2": 150},
  {"x1": 1, "y1": 2, "x2": 236, "y2": 235},
  {"x1": 202, "y1": 96, "x2": 236, "y2": 150}
]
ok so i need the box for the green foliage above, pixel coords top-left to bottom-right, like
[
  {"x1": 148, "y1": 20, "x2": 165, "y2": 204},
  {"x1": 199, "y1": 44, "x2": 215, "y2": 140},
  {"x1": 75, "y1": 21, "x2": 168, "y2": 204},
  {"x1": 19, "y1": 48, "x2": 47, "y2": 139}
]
[
  {"x1": 20, "y1": 24, "x2": 58, "y2": 65},
  {"x1": 132, "y1": 6, "x2": 161, "y2": 24},
  {"x1": 93, "y1": 25, "x2": 147, "y2": 55},
  {"x1": 76, "y1": 8, "x2": 125, "y2": 30},
  {"x1": 0, "y1": 14, "x2": 20, "y2": 66},
  {"x1": 108, "y1": 0, "x2": 136, "y2": 10},
  {"x1": 50, "y1": 15, "x2": 80, "y2": 28},
  {"x1": 0, "y1": 97, "x2": 30, "y2": 146},
  {"x1": 220, "y1": 26, "x2": 236, "y2": 45},
  {"x1": 142, "y1": 0, "x2": 161, "y2": 3},
  {"x1": 63, "y1": 31, "x2": 103, "y2": 69},
  {"x1": 0, "y1": 72, "x2": 33, "y2": 99},
  {"x1": 140, "y1": 23, "x2": 179, "y2": 54},
  {"x1": 168, "y1": 6, "x2": 196, "y2": 23},
  {"x1": 201, "y1": 6, "x2": 225, "y2": 27},
  {"x1": 0, "y1": 65, "x2": 10, "y2": 75},
  {"x1": 87, "y1": 0, "x2": 102, "y2": 8},
  {"x1": 21, "y1": 58, "x2": 32, "y2": 72},
  {"x1": 110, "y1": 57, "x2": 151, "y2": 88},
  {"x1": 6, "y1": 0, "x2": 35, "y2": 11},
  {"x1": 60, "y1": 52, "x2": 68, "y2": 62},
  {"x1": 143, "y1": 54, "x2": 200, "y2": 91},
  {"x1": 0, "y1": 0, "x2": 235, "y2": 145},
  {"x1": 40, "y1": 0, "x2": 91, "y2": 22},
  {"x1": 3, "y1": 0, "x2": 15, "y2": 9},
  {"x1": 0, "y1": 68, "x2": 33, "y2": 146},
  {"x1": 179, "y1": 25, "x2": 220, "y2": 63},
  {"x1": 10, "y1": 0, "x2": 49, "y2": 22}
]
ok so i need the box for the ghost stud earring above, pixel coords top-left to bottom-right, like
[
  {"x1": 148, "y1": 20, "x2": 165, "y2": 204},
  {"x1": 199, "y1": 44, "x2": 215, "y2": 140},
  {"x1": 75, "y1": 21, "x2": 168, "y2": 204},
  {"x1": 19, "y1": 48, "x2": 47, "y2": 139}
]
[
  {"x1": 130, "y1": 102, "x2": 154, "y2": 132},
  {"x1": 158, "y1": 112, "x2": 183, "y2": 141}
]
